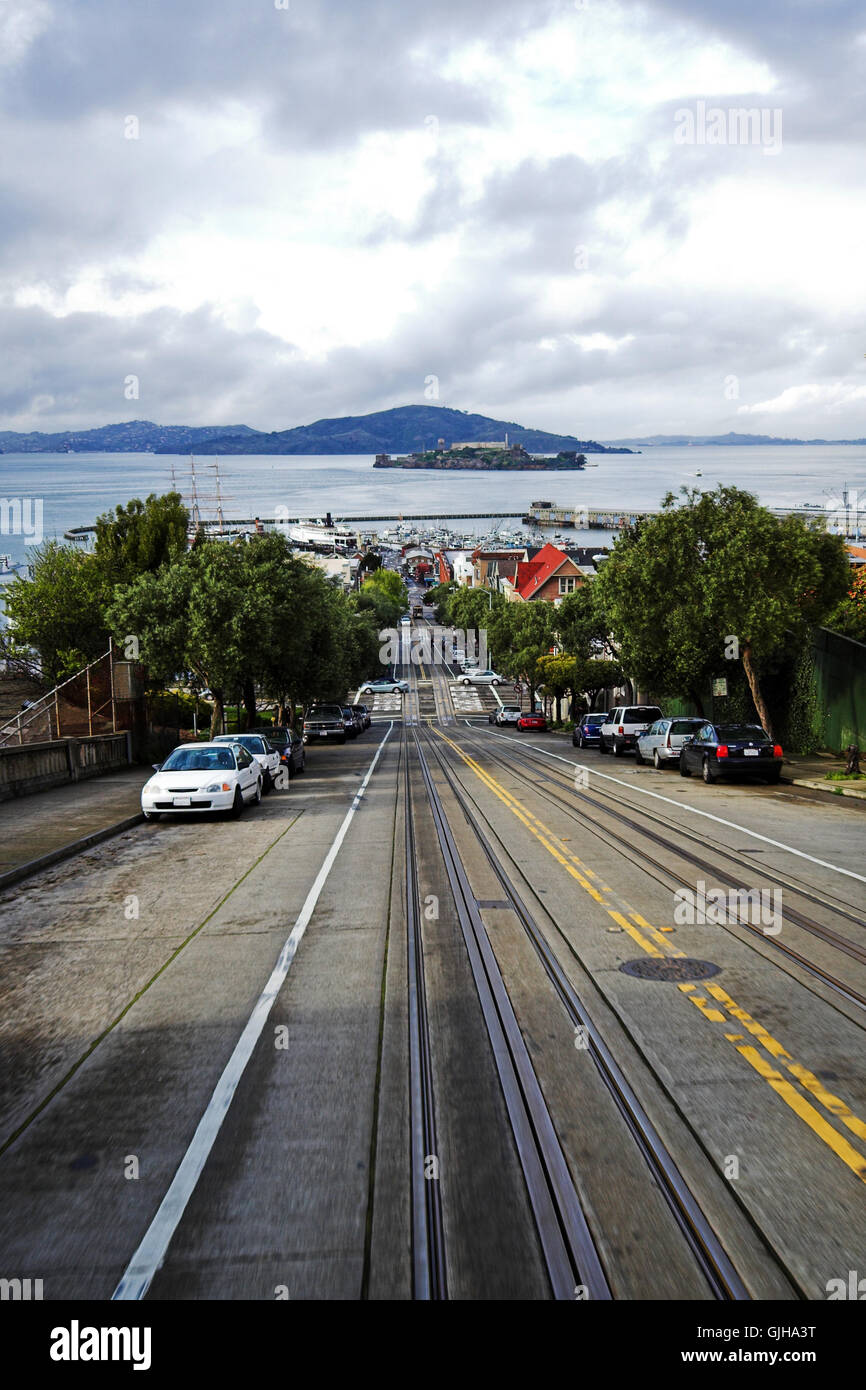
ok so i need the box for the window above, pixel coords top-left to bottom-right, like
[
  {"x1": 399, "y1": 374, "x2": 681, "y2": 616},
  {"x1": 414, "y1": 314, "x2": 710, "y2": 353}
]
[{"x1": 558, "y1": 575, "x2": 576, "y2": 594}]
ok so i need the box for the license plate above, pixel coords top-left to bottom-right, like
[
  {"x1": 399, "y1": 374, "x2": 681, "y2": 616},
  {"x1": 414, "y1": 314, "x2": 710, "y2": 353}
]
[
  {"x1": 174, "y1": 796, "x2": 191, "y2": 806},
  {"x1": 743, "y1": 749, "x2": 759, "y2": 756},
  {"x1": 319, "y1": 731, "x2": 328, "y2": 736}
]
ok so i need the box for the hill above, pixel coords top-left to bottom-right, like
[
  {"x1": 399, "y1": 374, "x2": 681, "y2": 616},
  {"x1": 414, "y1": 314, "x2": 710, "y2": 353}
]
[
  {"x1": 606, "y1": 431, "x2": 866, "y2": 447},
  {"x1": 0, "y1": 407, "x2": 632, "y2": 454}
]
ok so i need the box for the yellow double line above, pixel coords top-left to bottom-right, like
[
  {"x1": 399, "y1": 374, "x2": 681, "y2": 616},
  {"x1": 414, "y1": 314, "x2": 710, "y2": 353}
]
[{"x1": 432, "y1": 728, "x2": 866, "y2": 1186}]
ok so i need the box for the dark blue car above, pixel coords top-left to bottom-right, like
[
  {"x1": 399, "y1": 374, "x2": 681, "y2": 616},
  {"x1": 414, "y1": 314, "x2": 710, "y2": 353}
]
[
  {"x1": 679, "y1": 722, "x2": 783, "y2": 785},
  {"x1": 573, "y1": 712, "x2": 610, "y2": 749}
]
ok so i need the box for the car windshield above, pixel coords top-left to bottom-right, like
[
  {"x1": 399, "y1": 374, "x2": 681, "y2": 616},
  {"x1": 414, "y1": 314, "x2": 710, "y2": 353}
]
[
  {"x1": 216, "y1": 735, "x2": 265, "y2": 753},
  {"x1": 716, "y1": 725, "x2": 769, "y2": 741},
  {"x1": 624, "y1": 707, "x2": 661, "y2": 722},
  {"x1": 308, "y1": 706, "x2": 342, "y2": 718},
  {"x1": 161, "y1": 747, "x2": 235, "y2": 772},
  {"x1": 257, "y1": 729, "x2": 288, "y2": 745},
  {"x1": 670, "y1": 719, "x2": 703, "y2": 734}
]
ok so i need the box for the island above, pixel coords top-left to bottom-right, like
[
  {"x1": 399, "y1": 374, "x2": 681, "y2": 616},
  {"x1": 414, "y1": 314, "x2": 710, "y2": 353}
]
[{"x1": 373, "y1": 442, "x2": 634, "y2": 470}]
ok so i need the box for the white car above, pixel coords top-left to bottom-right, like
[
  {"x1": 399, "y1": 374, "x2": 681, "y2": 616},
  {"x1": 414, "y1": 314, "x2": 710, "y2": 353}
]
[
  {"x1": 494, "y1": 705, "x2": 522, "y2": 725},
  {"x1": 357, "y1": 677, "x2": 409, "y2": 694},
  {"x1": 142, "y1": 742, "x2": 262, "y2": 819},
  {"x1": 460, "y1": 669, "x2": 503, "y2": 686},
  {"x1": 214, "y1": 733, "x2": 282, "y2": 790}
]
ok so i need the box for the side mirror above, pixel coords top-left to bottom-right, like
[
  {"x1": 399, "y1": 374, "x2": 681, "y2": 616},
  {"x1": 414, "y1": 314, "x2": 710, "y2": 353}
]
[{"x1": 152, "y1": 763, "x2": 162, "y2": 772}]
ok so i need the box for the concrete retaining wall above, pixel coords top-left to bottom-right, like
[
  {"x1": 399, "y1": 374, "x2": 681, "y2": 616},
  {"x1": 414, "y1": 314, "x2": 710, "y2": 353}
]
[{"x1": 0, "y1": 733, "x2": 132, "y2": 802}]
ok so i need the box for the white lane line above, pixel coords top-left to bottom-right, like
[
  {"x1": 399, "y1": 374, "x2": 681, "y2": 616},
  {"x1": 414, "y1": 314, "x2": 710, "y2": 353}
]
[
  {"x1": 482, "y1": 729, "x2": 866, "y2": 886},
  {"x1": 112, "y1": 722, "x2": 395, "y2": 1301}
]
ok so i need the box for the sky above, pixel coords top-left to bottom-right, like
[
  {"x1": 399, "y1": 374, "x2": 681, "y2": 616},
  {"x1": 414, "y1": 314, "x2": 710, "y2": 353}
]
[{"x1": 1, "y1": 0, "x2": 865, "y2": 440}]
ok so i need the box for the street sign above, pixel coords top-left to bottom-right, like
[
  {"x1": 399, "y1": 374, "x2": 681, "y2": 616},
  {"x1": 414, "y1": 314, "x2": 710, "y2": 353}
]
[
  {"x1": 513, "y1": 683, "x2": 522, "y2": 695},
  {"x1": 712, "y1": 677, "x2": 728, "y2": 697}
]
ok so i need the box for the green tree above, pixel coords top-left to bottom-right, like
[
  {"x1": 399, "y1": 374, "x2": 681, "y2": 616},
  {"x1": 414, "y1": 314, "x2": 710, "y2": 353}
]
[
  {"x1": 2, "y1": 542, "x2": 112, "y2": 684},
  {"x1": 573, "y1": 657, "x2": 625, "y2": 710},
  {"x1": 488, "y1": 602, "x2": 555, "y2": 704},
  {"x1": 828, "y1": 567, "x2": 866, "y2": 643},
  {"x1": 596, "y1": 487, "x2": 849, "y2": 736},
  {"x1": 362, "y1": 568, "x2": 407, "y2": 612},
  {"x1": 93, "y1": 492, "x2": 188, "y2": 587},
  {"x1": 536, "y1": 653, "x2": 576, "y2": 723}
]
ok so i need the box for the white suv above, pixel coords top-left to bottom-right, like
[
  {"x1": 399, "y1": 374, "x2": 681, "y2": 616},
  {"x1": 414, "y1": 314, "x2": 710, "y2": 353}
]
[{"x1": 599, "y1": 705, "x2": 663, "y2": 757}]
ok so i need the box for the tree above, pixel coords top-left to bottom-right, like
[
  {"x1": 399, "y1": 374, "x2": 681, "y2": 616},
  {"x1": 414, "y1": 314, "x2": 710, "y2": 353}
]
[
  {"x1": 555, "y1": 584, "x2": 617, "y2": 660},
  {"x1": 488, "y1": 602, "x2": 555, "y2": 705},
  {"x1": 596, "y1": 486, "x2": 850, "y2": 737},
  {"x1": 573, "y1": 657, "x2": 625, "y2": 709},
  {"x1": 2, "y1": 542, "x2": 112, "y2": 684},
  {"x1": 536, "y1": 654, "x2": 576, "y2": 722},
  {"x1": 828, "y1": 567, "x2": 866, "y2": 643},
  {"x1": 362, "y1": 568, "x2": 407, "y2": 612},
  {"x1": 94, "y1": 492, "x2": 188, "y2": 587}
]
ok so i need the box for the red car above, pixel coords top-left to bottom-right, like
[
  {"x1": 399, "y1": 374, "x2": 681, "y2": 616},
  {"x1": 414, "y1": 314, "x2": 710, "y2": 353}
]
[{"x1": 516, "y1": 711, "x2": 547, "y2": 731}]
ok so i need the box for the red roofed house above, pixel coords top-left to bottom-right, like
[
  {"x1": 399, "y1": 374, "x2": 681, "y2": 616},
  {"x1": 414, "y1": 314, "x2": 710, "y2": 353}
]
[{"x1": 502, "y1": 542, "x2": 585, "y2": 603}]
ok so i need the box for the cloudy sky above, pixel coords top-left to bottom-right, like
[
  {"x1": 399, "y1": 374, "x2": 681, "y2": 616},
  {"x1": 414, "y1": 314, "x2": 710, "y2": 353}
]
[{"x1": 1, "y1": 0, "x2": 865, "y2": 439}]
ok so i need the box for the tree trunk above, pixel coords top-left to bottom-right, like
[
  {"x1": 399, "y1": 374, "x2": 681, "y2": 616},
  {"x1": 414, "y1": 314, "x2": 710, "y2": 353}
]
[
  {"x1": 243, "y1": 677, "x2": 257, "y2": 731},
  {"x1": 741, "y1": 644, "x2": 773, "y2": 738},
  {"x1": 210, "y1": 687, "x2": 225, "y2": 738},
  {"x1": 689, "y1": 688, "x2": 706, "y2": 717}
]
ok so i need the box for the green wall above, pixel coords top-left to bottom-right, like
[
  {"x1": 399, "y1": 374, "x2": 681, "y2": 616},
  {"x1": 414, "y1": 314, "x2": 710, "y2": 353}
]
[{"x1": 812, "y1": 627, "x2": 866, "y2": 753}]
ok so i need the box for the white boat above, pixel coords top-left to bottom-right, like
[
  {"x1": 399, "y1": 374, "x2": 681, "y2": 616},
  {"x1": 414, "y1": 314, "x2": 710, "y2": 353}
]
[{"x1": 284, "y1": 519, "x2": 357, "y2": 550}]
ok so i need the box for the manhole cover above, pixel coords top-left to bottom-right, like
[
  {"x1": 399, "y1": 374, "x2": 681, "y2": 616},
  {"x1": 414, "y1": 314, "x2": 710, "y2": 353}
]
[{"x1": 619, "y1": 958, "x2": 721, "y2": 982}]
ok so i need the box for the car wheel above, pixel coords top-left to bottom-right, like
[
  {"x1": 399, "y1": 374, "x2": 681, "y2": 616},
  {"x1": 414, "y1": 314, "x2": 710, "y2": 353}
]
[
  {"x1": 702, "y1": 758, "x2": 716, "y2": 784},
  {"x1": 461, "y1": 677, "x2": 470, "y2": 685},
  {"x1": 598, "y1": 736, "x2": 607, "y2": 753},
  {"x1": 612, "y1": 739, "x2": 623, "y2": 757},
  {"x1": 338, "y1": 735, "x2": 346, "y2": 745},
  {"x1": 491, "y1": 679, "x2": 500, "y2": 686},
  {"x1": 263, "y1": 770, "x2": 273, "y2": 793},
  {"x1": 635, "y1": 747, "x2": 643, "y2": 764},
  {"x1": 230, "y1": 786, "x2": 245, "y2": 818},
  {"x1": 253, "y1": 778, "x2": 263, "y2": 804},
  {"x1": 143, "y1": 810, "x2": 161, "y2": 821},
  {"x1": 679, "y1": 757, "x2": 691, "y2": 777},
  {"x1": 653, "y1": 750, "x2": 662, "y2": 769},
  {"x1": 767, "y1": 768, "x2": 782, "y2": 784}
]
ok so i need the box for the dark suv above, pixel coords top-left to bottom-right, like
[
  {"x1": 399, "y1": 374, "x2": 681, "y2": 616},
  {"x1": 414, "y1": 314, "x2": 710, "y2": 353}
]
[
  {"x1": 255, "y1": 726, "x2": 306, "y2": 776},
  {"x1": 303, "y1": 705, "x2": 346, "y2": 745}
]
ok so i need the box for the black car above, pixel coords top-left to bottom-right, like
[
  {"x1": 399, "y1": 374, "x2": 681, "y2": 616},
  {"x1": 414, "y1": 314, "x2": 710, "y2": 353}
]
[
  {"x1": 573, "y1": 712, "x2": 610, "y2": 748},
  {"x1": 679, "y1": 722, "x2": 783, "y2": 785},
  {"x1": 255, "y1": 725, "x2": 306, "y2": 777},
  {"x1": 351, "y1": 703, "x2": 371, "y2": 730}
]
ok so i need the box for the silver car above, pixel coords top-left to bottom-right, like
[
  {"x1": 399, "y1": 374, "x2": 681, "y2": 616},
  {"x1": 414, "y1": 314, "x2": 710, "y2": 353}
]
[
  {"x1": 459, "y1": 669, "x2": 503, "y2": 686},
  {"x1": 636, "y1": 716, "x2": 705, "y2": 768}
]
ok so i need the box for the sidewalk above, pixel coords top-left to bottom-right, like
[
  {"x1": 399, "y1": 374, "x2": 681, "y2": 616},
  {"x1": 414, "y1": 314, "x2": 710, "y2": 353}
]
[
  {"x1": 0, "y1": 766, "x2": 151, "y2": 889},
  {"x1": 782, "y1": 750, "x2": 866, "y2": 801}
]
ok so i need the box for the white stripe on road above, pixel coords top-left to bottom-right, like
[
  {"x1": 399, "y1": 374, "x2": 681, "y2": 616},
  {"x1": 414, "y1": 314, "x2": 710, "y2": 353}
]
[
  {"x1": 112, "y1": 722, "x2": 395, "y2": 1301},
  {"x1": 483, "y1": 730, "x2": 866, "y2": 886}
]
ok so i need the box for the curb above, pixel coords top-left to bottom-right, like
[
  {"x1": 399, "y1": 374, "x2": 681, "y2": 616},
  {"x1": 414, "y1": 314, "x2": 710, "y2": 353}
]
[
  {"x1": 0, "y1": 813, "x2": 146, "y2": 893},
  {"x1": 790, "y1": 778, "x2": 866, "y2": 801}
]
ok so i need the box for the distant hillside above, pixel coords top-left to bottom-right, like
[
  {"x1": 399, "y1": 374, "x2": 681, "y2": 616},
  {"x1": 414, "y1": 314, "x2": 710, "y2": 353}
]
[
  {"x1": 0, "y1": 420, "x2": 258, "y2": 453},
  {"x1": 0, "y1": 406, "x2": 632, "y2": 454},
  {"x1": 179, "y1": 406, "x2": 633, "y2": 455},
  {"x1": 607, "y1": 430, "x2": 866, "y2": 447}
]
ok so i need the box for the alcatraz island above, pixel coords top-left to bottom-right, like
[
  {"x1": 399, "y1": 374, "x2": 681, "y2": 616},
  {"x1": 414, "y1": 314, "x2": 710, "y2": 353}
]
[{"x1": 373, "y1": 436, "x2": 636, "y2": 470}]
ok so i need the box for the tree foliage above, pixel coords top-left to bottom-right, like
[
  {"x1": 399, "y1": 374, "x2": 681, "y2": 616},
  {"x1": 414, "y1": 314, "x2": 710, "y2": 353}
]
[{"x1": 595, "y1": 486, "x2": 849, "y2": 736}]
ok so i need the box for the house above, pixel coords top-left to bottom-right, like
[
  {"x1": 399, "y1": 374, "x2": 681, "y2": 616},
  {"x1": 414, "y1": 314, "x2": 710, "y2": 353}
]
[
  {"x1": 502, "y1": 542, "x2": 587, "y2": 604},
  {"x1": 471, "y1": 547, "x2": 529, "y2": 592}
]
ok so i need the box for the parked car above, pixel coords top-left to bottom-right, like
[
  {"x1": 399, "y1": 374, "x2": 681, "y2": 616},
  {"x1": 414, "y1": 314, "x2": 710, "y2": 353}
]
[
  {"x1": 357, "y1": 677, "x2": 408, "y2": 695},
  {"x1": 494, "y1": 705, "x2": 522, "y2": 726},
  {"x1": 678, "y1": 723, "x2": 783, "y2": 784},
  {"x1": 572, "y1": 712, "x2": 610, "y2": 748},
  {"x1": 213, "y1": 733, "x2": 282, "y2": 791},
  {"x1": 303, "y1": 704, "x2": 347, "y2": 744},
  {"x1": 599, "y1": 705, "x2": 663, "y2": 756},
  {"x1": 460, "y1": 669, "x2": 503, "y2": 686},
  {"x1": 351, "y1": 703, "x2": 372, "y2": 730},
  {"x1": 341, "y1": 706, "x2": 360, "y2": 738},
  {"x1": 255, "y1": 725, "x2": 306, "y2": 777},
  {"x1": 517, "y1": 711, "x2": 548, "y2": 731},
  {"x1": 636, "y1": 716, "x2": 705, "y2": 767},
  {"x1": 142, "y1": 742, "x2": 262, "y2": 820}
]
